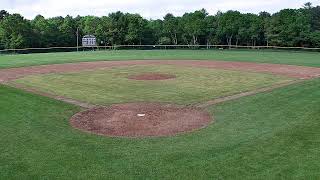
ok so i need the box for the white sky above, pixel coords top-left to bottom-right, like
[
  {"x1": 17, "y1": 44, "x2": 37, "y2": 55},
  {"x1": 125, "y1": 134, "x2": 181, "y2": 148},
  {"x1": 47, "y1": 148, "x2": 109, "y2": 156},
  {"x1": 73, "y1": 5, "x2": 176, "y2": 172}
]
[{"x1": 2, "y1": 0, "x2": 320, "y2": 19}]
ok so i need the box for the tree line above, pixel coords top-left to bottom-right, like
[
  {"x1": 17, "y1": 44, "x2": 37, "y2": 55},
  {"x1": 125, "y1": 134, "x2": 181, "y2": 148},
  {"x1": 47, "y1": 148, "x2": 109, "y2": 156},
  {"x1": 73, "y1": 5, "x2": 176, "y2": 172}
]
[{"x1": 0, "y1": 2, "x2": 320, "y2": 50}]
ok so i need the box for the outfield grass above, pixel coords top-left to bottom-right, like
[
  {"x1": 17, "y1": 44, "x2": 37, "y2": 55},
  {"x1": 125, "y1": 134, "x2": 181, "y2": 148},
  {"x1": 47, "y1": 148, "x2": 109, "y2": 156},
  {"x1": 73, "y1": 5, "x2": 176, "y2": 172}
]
[
  {"x1": 0, "y1": 49, "x2": 320, "y2": 69},
  {"x1": 12, "y1": 65, "x2": 291, "y2": 105},
  {"x1": 1, "y1": 78, "x2": 320, "y2": 179},
  {"x1": 1, "y1": 49, "x2": 320, "y2": 179}
]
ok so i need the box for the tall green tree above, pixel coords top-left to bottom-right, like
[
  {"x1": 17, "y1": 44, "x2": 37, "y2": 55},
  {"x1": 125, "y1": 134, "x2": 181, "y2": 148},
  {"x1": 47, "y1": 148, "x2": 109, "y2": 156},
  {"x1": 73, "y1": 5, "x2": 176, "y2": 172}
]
[
  {"x1": 204, "y1": 15, "x2": 217, "y2": 45},
  {"x1": 0, "y1": 13, "x2": 34, "y2": 49},
  {"x1": 125, "y1": 14, "x2": 147, "y2": 45},
  {"x1": 59, "y1": 15, "x2": 77, "y2": 46},
  {"x1": 32, "y1": 15, "x2": 50, "y2": 47},
  {"x1": 0, "y1": 10, "x2": 9, "y2": 20},
  {"x1": 259, "y1": 12, "x2": 271, "y2": 46},
  {"x1": 267, "y1": 9, "x2": 311, "y2": 46},
  {"x1": 1, "y1": 4, "x2": 320, "y2": 50},
  {"x1": 107, "y1": 11, "x2": 127, "y2": 45},
  {"x1": 95, "y1": 16, "x2": 111, "y2": 46},
  {"x1": 216, "y1": 11, "x2": 242, "y2": 46},
  {"x1": 163, "y1": 14, "x2": 181, "y2": 45},
  {"x1": 147, "y1": 19, "x2": 164, "y2": 44},
  {"x1": 181, "y1": 9, "x2": 208, "y2": 45}
]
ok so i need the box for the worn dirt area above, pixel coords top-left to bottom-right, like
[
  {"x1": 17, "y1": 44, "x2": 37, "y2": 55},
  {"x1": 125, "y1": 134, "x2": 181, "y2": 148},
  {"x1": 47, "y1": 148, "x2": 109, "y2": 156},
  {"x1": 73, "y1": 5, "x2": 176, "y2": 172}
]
[
  {"x1": 128, "y1": 73, "x2": 176, "y2": 80},
  {"x1": 1, "y1": 60, "x2": 320, "y2": 83},
  {"x1": 70, "y1": 103, "x2": 212, "y2": 137}
]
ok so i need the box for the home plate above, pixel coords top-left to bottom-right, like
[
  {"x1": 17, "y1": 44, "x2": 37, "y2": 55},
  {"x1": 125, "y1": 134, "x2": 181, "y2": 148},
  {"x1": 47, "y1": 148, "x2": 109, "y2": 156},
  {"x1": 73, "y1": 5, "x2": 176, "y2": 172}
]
[{"x1": 137, "y1": 114, "x2": 146, "y2": 117}]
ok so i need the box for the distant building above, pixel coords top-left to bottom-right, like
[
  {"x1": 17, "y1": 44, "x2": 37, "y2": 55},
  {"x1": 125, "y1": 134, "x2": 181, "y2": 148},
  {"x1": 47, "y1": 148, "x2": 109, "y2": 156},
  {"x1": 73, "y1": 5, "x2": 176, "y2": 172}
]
[{"x1": 82, "y1": 35, "x2": 96, "y2": 47}]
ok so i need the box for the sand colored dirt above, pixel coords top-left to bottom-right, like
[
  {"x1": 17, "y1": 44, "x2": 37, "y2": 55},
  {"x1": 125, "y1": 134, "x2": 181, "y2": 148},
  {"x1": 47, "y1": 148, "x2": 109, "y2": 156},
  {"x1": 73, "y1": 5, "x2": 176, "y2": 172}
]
[
  {"x1": 70, "y1": 103, "x2": 212, "y2": 137},
  {"x1": 128, "y1": 73, "x2": 176, "y2": 80},
  {"x1": 1, "y1": 60, "x2": 320, "y2": 83}
]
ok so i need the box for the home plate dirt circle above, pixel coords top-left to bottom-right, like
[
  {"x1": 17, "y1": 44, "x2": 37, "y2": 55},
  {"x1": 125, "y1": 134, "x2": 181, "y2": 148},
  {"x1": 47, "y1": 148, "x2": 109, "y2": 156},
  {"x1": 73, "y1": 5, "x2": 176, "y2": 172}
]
[
  {"x1": 70, "y1": 103, "x2": 212, "y2": 137},
  {"x1": 128, "y1": 73, "x2": 176, "y2": 80}
]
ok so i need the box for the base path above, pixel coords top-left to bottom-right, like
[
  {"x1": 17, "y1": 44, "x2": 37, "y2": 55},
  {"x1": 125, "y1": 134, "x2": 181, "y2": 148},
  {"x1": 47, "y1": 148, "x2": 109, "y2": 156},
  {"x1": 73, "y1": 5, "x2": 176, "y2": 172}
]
[
  {"x1": 1, "y1": 60, "x2": 320, "y2": 82},
  {"x1": 195, "y1": 80, "x2": 301, "y2": 108},
  {"x1": 7, "y1": 82, "x2": 96, "y2": 109}
]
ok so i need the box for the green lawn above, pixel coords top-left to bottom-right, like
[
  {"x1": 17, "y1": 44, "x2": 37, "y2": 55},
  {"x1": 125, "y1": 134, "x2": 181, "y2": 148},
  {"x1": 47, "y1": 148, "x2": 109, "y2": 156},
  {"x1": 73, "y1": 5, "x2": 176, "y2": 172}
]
[
  {"x1": 12, "y1": 65, "x2": 291, "y2": 105},
  {"x1": 1, "y1": 49, "x2": 320, "y2": 179},
  {"x1": 0, "y1": 49, "x2": 320, "y2": 69},
  {"x1": 1, "y1": 78, "x2": 320, "y2": 179}
]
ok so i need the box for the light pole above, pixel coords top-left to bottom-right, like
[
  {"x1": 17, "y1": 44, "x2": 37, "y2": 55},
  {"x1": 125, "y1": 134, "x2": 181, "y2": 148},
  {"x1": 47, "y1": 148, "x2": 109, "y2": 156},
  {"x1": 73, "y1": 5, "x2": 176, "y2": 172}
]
[{"x1": 76, "y1": 28, "x2": 79, "y2": 52}]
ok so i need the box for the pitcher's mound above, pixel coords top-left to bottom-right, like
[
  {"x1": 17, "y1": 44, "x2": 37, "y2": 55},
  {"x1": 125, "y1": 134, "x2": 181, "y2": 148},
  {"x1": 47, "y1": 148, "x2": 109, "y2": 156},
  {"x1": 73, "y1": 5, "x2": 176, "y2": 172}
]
[
  {"x1": 70, "y1": 103, "x2": 212, "y2": 137},
  {"x1": 128, "y1": 73, "x2": 176, "y2": 80}
]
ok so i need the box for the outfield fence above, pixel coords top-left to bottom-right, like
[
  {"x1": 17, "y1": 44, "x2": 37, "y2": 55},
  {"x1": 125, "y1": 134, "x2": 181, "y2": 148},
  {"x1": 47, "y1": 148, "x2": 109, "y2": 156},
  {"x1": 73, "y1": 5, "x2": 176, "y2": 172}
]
[{"x1": 1, "y1": 45, "x2": 320, "y2": 54}]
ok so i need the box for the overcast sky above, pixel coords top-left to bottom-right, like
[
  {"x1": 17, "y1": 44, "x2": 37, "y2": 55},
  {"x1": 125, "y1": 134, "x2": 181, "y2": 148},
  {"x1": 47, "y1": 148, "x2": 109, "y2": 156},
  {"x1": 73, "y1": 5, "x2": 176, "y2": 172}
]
[{"x1": 2, "y1": 0, "x2": 320, "y2": 19}]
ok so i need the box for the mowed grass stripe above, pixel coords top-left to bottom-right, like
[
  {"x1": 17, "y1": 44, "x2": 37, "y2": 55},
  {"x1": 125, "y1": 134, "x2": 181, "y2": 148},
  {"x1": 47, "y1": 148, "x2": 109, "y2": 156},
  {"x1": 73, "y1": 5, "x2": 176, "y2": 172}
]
[
  {"x1": 1, "y1": 49, "x2": 320, "y2": 69},
  {"x1": 12, "y1": 65, "x2": 292, "y2": 105},
  {"x1": 1, "y1": 78, "x2": 320, "y2": 179}
]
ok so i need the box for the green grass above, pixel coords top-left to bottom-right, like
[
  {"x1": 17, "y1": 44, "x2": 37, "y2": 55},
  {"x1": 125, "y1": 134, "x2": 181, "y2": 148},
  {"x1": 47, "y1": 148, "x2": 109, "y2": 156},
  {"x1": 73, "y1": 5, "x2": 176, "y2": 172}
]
[
  {"x1": 1, "y1": 49, "x2": 320, "y2": 179},
  {"x1": 12, "y1": 65, "x2": 291, "y2": 105},
  {"x1": 1, "y1": 78, "x2": 320, "y2": 179},
  {"x1": 0, "y1": 49, "x2": 320, "y2": 69}
]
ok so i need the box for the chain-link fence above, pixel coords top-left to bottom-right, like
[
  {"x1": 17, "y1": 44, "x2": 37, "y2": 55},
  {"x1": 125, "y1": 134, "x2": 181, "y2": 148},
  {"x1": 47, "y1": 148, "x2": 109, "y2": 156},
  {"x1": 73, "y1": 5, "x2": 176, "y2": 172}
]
[{"x1": 1, "y1": 45, "x2": 320, "y2": 55}]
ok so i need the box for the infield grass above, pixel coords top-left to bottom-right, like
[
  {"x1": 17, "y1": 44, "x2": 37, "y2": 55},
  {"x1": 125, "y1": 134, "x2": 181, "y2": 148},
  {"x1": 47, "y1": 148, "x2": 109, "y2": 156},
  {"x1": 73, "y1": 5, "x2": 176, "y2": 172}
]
[
  {"x1": 1, "y1": 79, "x2": 320, "y2": 179},
  {"x1": 12, "y1": 65, "x2": 292, "y2": 105},
  {"x1": 0, "y1": 49, "x2": 320, "y2": 69}
]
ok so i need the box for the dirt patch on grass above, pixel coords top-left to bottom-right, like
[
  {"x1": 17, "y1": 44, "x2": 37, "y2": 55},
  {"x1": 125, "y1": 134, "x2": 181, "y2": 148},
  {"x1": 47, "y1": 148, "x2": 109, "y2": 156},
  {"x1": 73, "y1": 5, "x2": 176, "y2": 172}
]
[
  {"x1": 128, "y1": 73, "x2": 176, "y2": 80},
  {"x1": 70, "y1": 103, "x2": 212, "y2": 137}
]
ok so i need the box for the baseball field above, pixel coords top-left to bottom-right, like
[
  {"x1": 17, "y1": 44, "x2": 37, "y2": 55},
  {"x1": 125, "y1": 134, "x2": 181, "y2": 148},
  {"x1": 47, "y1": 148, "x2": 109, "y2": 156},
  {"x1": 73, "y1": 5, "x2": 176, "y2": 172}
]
[{"x1": 1, "y1": 49, "x2": 320, "y2": 179}]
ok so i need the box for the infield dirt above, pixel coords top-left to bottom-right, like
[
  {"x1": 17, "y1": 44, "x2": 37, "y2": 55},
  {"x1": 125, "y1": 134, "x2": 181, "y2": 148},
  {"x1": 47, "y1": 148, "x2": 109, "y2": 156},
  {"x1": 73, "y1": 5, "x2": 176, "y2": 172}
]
[
  {"x1": 2, "y1": 59, "x2": 318, "y2": 137},
  {"x1": 70, "y1": 103, "x2": 212, "y2": 137},
  {"x1": 1, "y1": 60, "x2": 320, "y2": 83},
  {"x1": 128, "y1": 73, "x2": 176, "y2": 80}
]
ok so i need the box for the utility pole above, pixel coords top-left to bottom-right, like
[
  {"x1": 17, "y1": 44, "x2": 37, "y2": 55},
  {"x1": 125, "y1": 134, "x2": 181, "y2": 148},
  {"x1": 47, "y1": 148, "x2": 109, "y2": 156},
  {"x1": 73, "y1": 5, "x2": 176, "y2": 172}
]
[
  {"x1": 76, "y1": 28, "x2": 79, "y2": 52},
  {"x1": 105, "y1": 38, "x2": 107, "y2": 50}
]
